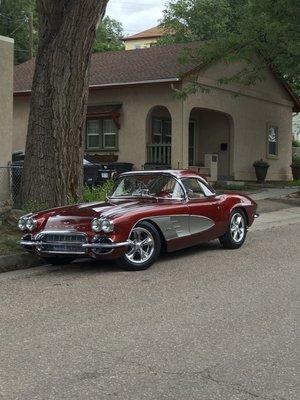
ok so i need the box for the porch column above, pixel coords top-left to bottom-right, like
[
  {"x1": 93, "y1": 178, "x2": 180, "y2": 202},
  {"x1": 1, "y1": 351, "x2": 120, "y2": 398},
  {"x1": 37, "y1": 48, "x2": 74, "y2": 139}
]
[
  {"x1": 0, "y1": 36, "x2": 14, "y2": 203},
  {"x1": 171, "y1": 99, "x2": 189, "y2": 169}
]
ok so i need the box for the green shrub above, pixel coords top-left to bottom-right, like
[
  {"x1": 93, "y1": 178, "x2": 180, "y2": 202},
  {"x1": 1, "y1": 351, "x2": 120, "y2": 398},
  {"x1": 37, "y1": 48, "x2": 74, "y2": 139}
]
[
  {"x1": 67, "y1": 181, "x2": 114, "y2": 205},
  {"x1": 291, "y1": 155, "x2": 300, "y2": 167},
  {"x1": 81, "y1": 180, "x2": 114, "y2": 203},
  {"x1": 21, "y1": 181, "x2": 115, "y2": 214},
  {"x1": 292, "y1": 140, "x2": 300, "y2": 147},
  {"x1": 23, "y1": 201, "x2": 50, "y2": 213},
  {"x1": 286, "y1": 180, "x2": 300, "y2": 186}
]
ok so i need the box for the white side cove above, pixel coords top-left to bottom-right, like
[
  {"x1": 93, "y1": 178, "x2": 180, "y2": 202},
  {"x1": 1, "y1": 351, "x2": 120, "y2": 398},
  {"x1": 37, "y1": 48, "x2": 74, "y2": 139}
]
[{"x1": 150, "y1": 215, "x2": 215, "y2": 241}]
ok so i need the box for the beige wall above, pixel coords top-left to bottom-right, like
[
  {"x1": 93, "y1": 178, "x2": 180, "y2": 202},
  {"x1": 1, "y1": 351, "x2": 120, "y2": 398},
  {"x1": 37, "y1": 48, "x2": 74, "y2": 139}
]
[
  {"x1": 124, "y1": 38, "x2": 158, "y2": 50},
  {"x1": 183, "y1": 62, "x2": 293, "y2": 180},
  {"x1": 89, "y1": 84, "x2": 183, "y2": 169},
  {"x1": 0, "y1": 35, "x2": 14, "y2": 201},
  {"x1": 13, "y1": 96, "x2": 30, "y2": 151},
  {"x1": 13, "y1": 61, "x2": 294, "y2": 181},
  {"x1": 13, "y1": 83, "x2": 182, "y2": 170}
]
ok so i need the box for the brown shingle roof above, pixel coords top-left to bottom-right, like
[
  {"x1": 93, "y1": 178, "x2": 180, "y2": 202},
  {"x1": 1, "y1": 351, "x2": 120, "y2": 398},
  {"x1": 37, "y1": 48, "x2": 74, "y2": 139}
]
[
  {"x1": 14, "y1": 43, "x2": 198, "y2": 94},
  {"x1": 124, "y1": 26, "x2": 165, "y2": 41},
  {"x1": 13, "y1": 42, "x2": 300, "y2": 111}
]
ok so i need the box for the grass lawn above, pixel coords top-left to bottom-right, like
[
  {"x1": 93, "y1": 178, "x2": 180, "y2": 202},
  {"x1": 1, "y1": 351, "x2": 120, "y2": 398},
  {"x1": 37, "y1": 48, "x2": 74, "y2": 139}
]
[
  {"x1": 0, "y1": 226, "x2": 22, "y2": 256},
  {"x1": 285, "y1": 180, "x2": 300, "y2": 187}
]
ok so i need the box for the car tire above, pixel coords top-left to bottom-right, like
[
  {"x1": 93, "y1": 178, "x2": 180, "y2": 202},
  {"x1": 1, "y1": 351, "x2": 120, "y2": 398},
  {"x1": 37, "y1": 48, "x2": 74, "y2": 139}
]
[
  {"x1": 42, "y1": 257, "x2": 75, "y2": 265},
  {"x1": 117, "y1": 221, "x2": 161, "y2": 271},
  {"x1": 219, "y1": 209, "x2": 247, "y2": 249}
]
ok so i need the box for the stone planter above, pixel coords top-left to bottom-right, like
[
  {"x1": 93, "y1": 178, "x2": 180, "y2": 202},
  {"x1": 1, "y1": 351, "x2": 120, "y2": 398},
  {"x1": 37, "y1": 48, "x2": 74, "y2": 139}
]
[{"x1": 254, "y1": 165, "x2": 269, "y2": 183}]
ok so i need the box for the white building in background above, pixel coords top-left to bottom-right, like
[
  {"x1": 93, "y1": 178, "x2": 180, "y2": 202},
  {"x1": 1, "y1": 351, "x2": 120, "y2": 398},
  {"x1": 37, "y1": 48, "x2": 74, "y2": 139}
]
[
  {"x1": 123, "y1": 26, "x2": 166, "y2": 50},
  {"x1": 293, "y1": 114, "x2": 300, "y2": 141}
]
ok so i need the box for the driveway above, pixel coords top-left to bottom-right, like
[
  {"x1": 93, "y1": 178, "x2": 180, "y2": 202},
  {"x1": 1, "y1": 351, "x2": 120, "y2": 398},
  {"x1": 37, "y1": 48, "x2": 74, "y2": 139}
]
[{"x1": 0, "y1": 213, "x2": 299, "y2": 399}]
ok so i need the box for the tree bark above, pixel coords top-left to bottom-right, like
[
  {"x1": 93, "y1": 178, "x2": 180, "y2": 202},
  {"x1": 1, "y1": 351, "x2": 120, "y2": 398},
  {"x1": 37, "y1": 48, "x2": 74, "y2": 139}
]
[{"x1": 21, "y1": 0, "x2": 108, "y2": 208}]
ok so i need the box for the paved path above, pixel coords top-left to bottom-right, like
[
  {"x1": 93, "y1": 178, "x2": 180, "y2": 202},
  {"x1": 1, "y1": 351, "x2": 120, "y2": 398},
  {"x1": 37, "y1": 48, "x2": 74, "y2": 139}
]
[
  {"x1": 252, "y1": 206, "x2": 300, "y2": 231},
  {"x1": 251, "y1": 187, "x2": 299, "y2": 201},
  {"x1": 0, "y1": 212, "x2": 299, "y2": 399}
]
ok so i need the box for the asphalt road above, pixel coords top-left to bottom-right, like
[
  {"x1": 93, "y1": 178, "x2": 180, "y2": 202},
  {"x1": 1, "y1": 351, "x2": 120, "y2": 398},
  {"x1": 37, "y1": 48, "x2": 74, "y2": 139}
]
[{"x1": 0, "y1": 218, "x2": 299, "y2": 399}]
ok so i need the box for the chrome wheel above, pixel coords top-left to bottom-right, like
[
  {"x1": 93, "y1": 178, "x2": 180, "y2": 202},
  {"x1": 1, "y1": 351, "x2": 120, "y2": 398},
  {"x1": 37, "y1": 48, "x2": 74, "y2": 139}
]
[
  {"x1": 230, "y1": 212, "x2": 245, "y2": 243},
  {"x1": 125, "y1": 227, "x2": 155, "y2": 265}
]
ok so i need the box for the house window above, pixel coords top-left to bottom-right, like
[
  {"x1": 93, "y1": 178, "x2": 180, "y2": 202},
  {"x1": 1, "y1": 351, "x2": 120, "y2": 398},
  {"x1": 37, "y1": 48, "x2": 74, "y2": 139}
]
[
  {"x1": 267, "y1": 124, "x2": 278, "y2": 157},
  {"x1": 103, "y1": 119, "x2": 117, "y2": 149},
  {"x1": 86, "y1": 118, "x2": 118, "y2": 151},
  {"x1": 152, "y1": 118, "x2": 171, "y2": 144}
]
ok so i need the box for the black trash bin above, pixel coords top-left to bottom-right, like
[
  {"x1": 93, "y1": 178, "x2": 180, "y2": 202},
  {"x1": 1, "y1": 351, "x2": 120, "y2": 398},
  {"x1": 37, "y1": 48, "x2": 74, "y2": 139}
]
[
  {"x1": 11, "y1": 151, "x2": 25, "y2": 207},
  {"x1": 83, "y1": 161, "x2": 103, "y2": 187},
  {"x1": 96, "y1": 167, "x2": 116, "y2": 185},
  {"x1": 109, "y1": 162, "x2": 134, "y2": 175},
  {"x1": 83, "y1": 160, "x2": 115, "y2": 187},
  {"x1": 12, "y1": 150, "x2": 25, "y2": 163},
  {"x1": 143, "y1": 163, "x2": 170, "y2": 171}
]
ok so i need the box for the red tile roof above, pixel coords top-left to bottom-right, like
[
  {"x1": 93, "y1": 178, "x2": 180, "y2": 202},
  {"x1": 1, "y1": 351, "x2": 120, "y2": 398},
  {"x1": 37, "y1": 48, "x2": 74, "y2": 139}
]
[
  {"x1": 124, "y1": 26, "x2": 166, "y2": 41},
  {"x1": 14, "y1": 43, "x2": 198, "y2": 94}
]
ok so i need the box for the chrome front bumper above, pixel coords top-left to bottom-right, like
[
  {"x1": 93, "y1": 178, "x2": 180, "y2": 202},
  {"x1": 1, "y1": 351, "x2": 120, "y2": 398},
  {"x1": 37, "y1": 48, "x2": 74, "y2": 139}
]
[
  {"x1": 82, "y1": 242, "x2": 129, "y2": 249},
  {"x1": 20, "y1": 232, "x2": 129, "y2": 255},
  {"x1": 20, "y1": 240, "x2": 129, "y2": 249}
]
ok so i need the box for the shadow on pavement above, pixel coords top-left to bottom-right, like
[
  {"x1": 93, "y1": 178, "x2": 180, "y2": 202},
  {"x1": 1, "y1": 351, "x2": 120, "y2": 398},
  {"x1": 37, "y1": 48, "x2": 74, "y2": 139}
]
[{"x1": 43, "y1": 240, "x2": 223, "y2": 276}]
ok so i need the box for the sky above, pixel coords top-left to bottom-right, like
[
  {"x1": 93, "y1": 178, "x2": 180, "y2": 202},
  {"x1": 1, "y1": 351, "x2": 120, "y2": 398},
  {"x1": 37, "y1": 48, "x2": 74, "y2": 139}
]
[{"x1": 106, "y1": 0, "x2": 168, "y2": 36}]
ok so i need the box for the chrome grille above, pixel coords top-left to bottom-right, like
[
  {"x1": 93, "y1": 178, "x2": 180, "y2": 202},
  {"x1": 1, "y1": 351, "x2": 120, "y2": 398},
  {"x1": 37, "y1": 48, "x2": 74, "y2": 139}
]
[{"x1": 37, "y1": 233, "x2": 87, "y2": 255}]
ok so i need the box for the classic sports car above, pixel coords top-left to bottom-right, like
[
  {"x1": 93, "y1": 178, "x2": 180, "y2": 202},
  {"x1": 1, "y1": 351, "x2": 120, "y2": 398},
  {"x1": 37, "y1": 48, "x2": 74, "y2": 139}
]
[{"x1": 19, "y1": 170, "x2": 258, "y2": 271}]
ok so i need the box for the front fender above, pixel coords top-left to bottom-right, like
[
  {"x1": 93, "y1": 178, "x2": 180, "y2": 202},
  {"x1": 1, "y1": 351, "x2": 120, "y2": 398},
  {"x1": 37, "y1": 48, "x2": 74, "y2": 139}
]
[{"x1": 229, "y1": 202, "x2": 257, "y2": 227}]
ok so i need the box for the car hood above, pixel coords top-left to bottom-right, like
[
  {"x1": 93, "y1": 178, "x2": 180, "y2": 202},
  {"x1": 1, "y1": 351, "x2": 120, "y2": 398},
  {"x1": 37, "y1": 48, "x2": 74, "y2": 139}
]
[{"x1": 36, "y1": 199, "x2": 159, "y2": 232}]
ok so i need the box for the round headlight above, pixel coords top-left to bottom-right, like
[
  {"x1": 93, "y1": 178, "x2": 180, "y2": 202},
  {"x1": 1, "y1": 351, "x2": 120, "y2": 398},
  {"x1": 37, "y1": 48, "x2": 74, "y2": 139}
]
[
  {"x1": 92, "y1": 218, "x2": 102, "y2": 233},
  {"x1": 101, "y1": 218, "x2": 114, "y2": 233},
  {"x1": 18, "y1": 217, "x2": 28, "y2": 231},
  {"x1": 25, "y1": 217, "x2": 37, "y2": 232}
]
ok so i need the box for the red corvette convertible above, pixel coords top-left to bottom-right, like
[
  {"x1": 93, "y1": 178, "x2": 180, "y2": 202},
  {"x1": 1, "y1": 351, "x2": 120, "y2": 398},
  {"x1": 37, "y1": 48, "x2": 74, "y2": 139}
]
[{"x1": 19, "y1": 170, "x2": 258, "y2": 271}]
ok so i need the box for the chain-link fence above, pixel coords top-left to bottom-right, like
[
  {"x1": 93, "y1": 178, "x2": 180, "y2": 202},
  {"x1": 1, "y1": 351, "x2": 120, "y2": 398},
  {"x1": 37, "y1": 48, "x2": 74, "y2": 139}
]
[{"x1": 0, "y1": 166, "x2": 23, "y2": 208}]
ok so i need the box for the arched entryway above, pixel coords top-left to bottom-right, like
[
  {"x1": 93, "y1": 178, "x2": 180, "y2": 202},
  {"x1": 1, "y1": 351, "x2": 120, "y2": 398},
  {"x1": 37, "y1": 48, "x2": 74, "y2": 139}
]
[
  {"x1": 189, "y1": 108, "x2": 233, "y2": 180},
  {"x1": 146, "y1": 106, "x2": 172, "y2": 167}
]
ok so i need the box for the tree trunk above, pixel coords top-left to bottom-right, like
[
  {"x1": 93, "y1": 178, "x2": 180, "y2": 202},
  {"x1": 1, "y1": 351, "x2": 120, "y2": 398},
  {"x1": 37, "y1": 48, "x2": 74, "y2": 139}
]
[{"x1": 21, "y1": 0, "x2": 108, "y2": 208}]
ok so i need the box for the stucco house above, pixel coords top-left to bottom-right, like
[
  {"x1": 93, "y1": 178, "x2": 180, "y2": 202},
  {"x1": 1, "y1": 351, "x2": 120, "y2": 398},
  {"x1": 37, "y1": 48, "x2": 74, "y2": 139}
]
[
  {"x1": 13, "y1": 43, "x2": 300, "y2": 181},
  {"x1": 0, "y1": 35, "x2": 14, "y2": 202}
]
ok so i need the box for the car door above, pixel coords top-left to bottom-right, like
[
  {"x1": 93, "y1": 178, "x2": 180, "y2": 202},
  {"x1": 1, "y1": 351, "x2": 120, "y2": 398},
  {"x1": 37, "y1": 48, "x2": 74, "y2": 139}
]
[{"x1": 181, "y1": 178, "x2": 223, "y2": 244}]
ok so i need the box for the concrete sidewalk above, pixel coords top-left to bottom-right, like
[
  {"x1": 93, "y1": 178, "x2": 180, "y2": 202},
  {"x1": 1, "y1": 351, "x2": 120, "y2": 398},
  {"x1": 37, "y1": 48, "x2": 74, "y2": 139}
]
[
  {"x1": 251, "y1": 207, "x2": 300, "y2": 231},
  {"x1": 251, "y1": 187, "x2": 299, "y2": 201}
]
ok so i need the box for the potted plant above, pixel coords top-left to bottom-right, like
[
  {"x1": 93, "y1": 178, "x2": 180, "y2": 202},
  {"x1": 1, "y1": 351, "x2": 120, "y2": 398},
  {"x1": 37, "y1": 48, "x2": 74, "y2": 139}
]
[
  {"x1": 253, "y1": 159, "x2": 270, "y2": 183},
  {"x1": 291, "y1": 155, "x2": 300, "y2": 181}
]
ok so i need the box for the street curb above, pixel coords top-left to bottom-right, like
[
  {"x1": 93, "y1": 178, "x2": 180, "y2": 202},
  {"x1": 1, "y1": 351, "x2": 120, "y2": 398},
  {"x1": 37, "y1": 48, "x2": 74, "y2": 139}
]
[{"x1": 0, "y1": 252, "x2": 46, "y2": 273}]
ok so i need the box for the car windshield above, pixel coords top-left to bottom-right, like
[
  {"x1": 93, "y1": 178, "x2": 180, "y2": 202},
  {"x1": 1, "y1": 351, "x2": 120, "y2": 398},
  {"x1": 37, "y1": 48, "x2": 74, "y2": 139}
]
[{"x1": 110, "y1": 174, "x2": 185, "y2": 199}]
